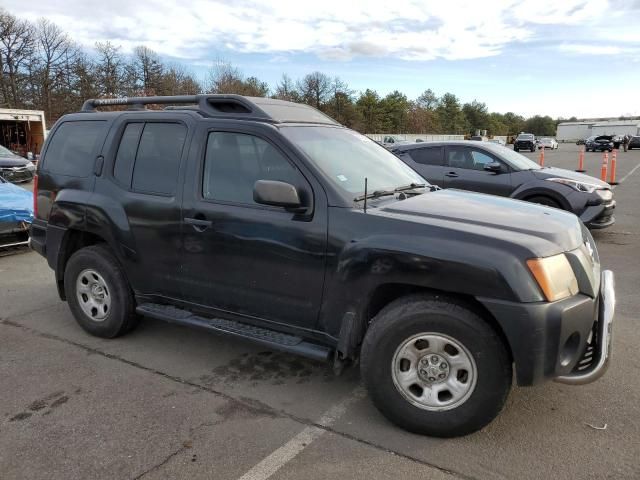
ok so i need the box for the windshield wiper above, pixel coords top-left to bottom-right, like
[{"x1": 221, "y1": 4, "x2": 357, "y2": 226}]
[
  {"x1": 354, "y1": 189, "x2": 396, "y2": 202},
  {"x1": 393, "y1": 183, "x2": 428, "y2": 193},
  {"x1": 354, "y1": 183, "x2": 434, "y2": 202}
]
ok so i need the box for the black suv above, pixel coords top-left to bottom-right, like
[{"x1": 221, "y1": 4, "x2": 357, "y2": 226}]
[
  {"x1": 513, "y1": 133, "x2": 536, "y2": 152},
  {"x1": 31, "y1": 95, "x2": 615, "y2": 437}
]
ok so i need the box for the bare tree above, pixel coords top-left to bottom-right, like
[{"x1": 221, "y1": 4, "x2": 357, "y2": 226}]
[
  {"x1": 0, "y1": 9, "x2": 35, "y2": 107},
  {"x1": 206, "y1": 60, "x2": 268, "y2": 96},
  {"x1": 206, "y1": 60, "x2": 244, "y2": 94},
  {"x1": 161, "y1": 62, "x2": 201, "y2": 95},
  {"x1": 33, "y1": 19, "x2": 76, "y2": 120},
  {"x1": 297, "y1": 71, "x2": 331, "y2": 109},
  {"x1": 130, "y1": 45, "x2": 163, "y2": 95},
  {"x1": 94, "y1": 41, "x2": 125, "y2": 97},
  {"x1": 273, "y1": 73, "x2": 299, "y2": 101}
]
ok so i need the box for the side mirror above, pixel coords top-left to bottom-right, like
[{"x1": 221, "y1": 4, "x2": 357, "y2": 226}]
[
  {"x1": 484, "y1": 162, "x2": 503, "y2": 173},
  {"x1": 254, "y1": 180, "x2": 302, "y2": 209}
]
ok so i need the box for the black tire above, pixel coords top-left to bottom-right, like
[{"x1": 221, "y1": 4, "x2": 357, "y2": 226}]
[
  {"x1": 64, "y1": 244, "x2": 138, "y2": 338},
  {"x1": 530, "y1": 147, "x2": 535, "y2": 152},
  {"x1": 361, "y1": 294, "x2": 512, "y2": 437},
  {"x1": 527, "y1": 195, "x2": 562, "y2": 209},
  {"x1": 514, "y1": 147, "x2": 519, "y2": 152}
]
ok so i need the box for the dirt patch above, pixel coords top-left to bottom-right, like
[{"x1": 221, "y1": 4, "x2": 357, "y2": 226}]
[{"x1": 198, "y1": 351, "x2": 334, "y2": 387}]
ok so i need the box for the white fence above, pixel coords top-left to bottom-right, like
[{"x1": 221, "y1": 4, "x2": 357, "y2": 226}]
[{"x1": 365, "y1": 133, "x2": 465, "y2": 142}]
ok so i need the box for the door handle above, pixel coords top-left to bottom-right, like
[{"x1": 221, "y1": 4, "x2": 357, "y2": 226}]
[
  {"x1": 184, "y1": 217, "x2": 212, "y2": 232},
  {"x1": 445, "y1": 172, "x2": 459, "y2": 178}
]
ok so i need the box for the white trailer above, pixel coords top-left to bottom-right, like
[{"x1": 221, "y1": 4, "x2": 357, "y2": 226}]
[
  {"x1": 591, "y1": 120, "x2": 640, "y2": 137},
  {"x1": 0, "y1": 109, "x2": 47, "y2": 159},
  {"x1": 556, "y1": 122, "x2": 595, "y2": 142}
]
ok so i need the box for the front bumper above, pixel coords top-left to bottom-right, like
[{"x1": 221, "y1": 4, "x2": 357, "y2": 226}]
[
  {"x1": 555, "y1": 270, "x2": 615, "y2": 384},
  {"x1": 581, "y1": 200, "x2": 616, "y2": 229},
  {"x1": 0, "y1": 167, "x2": 34, "y2": 183},
  {"x1": 478, "y1": 270, "x2": 615, "y2": 386},
  {"x1": 0, "y1": 221, "x2": 30, "y2": 248}
]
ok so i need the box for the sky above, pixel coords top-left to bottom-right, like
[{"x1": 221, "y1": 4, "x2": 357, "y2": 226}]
[{"x1": 5, "y1": 0, "x2": 640, "y2": 118}]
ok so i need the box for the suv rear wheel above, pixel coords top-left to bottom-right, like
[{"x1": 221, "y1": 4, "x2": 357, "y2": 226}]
[
  {"x1": 64, "y1": 244, "x2": 138, "y2": 338},
  {"x1": 361, "y1": 294, "x2": 511, "y2": 437}
]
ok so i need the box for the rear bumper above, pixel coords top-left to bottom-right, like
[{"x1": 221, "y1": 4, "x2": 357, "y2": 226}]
[{"x1": 478, "y1": 270, "x2": 615, "y2": 386}]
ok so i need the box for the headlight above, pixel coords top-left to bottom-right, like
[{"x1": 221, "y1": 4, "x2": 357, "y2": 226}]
[
  {"x1": 527, "y1": 254, "x2": 579, "y2": 302},
  {"x1": 596, "y1": 189, "x2": 613, "y2": 201},
  {"x1": 545, "y1": 177, "x2": 602, "y2": 193},
  {"x1": 26, "y1": 162, "x2": 36, "y2": 171}
]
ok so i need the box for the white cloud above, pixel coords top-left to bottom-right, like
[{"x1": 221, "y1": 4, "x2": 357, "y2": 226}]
[
  {"x1": 558, "y1": 44, "x2": 623, "y2": 55},
  {"x1": 2, "y1": 0, "x2": 638, "y2": 62}
]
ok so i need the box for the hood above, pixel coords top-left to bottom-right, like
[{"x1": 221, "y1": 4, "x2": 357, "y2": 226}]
[
  {"x1": 375, "y1": 189, "x2": 583, "y2": 255},
  {"x1": 0, "y1": 156, "x2": 29, "y2": 167},
  {"x1": 533, "y1": 167, "x2": 610, "y2": 188},
  {"x1": 0, "y1": 180, "x2": 33, "y2": 224}
]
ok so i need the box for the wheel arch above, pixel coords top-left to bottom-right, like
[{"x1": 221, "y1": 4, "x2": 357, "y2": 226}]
[
  {"x1": 511, "y1": 184, "x2": 571, "y2": 210},
  {"x1": 338, "y1": 283, "x2": 514, "y2": 365}
]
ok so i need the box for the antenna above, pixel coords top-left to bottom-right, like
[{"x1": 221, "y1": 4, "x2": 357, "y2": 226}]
[{"x1": 363, "y1": 177, "x2": 368, "y2": 214}]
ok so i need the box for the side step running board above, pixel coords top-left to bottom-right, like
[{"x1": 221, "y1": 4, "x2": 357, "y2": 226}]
[{"x1": 136, "y1": 303, "x2": 332, "y2": 363}]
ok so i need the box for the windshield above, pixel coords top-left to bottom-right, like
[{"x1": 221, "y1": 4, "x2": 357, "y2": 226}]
[
  {"x1": 281, "y1": 126, "x2": 426, "y2": 196},
  {"x1": 0, "y1": 144, "x2": 16, "y2": 157},
  {"x1": 517, "y1": 134, "x2": 533, "y2": 140},
  {"x1": 483, "y1": 144, "x2": 542, "y2": 170}
]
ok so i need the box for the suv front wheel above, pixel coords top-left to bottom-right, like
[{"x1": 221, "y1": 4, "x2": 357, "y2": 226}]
[
  {"x1": 361, "y1": 294, "x2": 512, "y2": 437},
  {"x1": 64, "y1": 244, "x2": 139, "y2": 338}
]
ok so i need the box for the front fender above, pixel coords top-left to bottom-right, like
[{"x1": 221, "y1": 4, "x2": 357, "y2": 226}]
[
  {"x1": 319, "y1": 226, "x2": 542, "y2": 339},
  {"x1": 510, "y1": 181, "x2": 572, "y2": 210}
]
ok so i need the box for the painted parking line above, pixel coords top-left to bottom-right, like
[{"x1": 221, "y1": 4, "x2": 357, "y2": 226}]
[
  {"x1": 613, "y1": 161, "x2": 640, "y2": 189},
  {"x1": 237, "y1": 387, "x2": 366, "y2": 480}
]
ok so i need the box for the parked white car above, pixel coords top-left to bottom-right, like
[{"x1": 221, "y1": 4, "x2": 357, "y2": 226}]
[
  {"x1": 538, "y1": 137, "x2": 558, "y2": 149},
  {"x1": 488, "y1": 138, "x2": 506, "y2": 146}
]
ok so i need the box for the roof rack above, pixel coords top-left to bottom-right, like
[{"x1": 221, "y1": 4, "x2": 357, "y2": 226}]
[{"x1": 80, "y1": 94, "x2": 339, "y2": 126}]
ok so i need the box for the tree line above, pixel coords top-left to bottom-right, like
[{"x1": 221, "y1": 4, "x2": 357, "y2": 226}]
[{"x1": 1, "y1": 8, "x2": 566, "y2": 136}]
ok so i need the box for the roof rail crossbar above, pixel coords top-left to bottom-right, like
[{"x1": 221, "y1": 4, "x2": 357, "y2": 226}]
[
  {"x1": 82, "y1": 95, "x2": 199, "y2": 112},
  {"x1": 80, "y1": 94, "x2": 339, "y2": 125},
  {"x1": 80, "y1": 94, "x2": 274, "y2": 121}
]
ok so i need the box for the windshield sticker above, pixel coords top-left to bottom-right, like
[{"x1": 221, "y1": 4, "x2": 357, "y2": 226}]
[{"x1": 337, "y1": 174, "x2": 348, "y2": 182}]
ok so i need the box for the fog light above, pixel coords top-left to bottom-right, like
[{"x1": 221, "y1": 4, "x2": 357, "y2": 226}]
[{"x1": 560, "y1": 332, "x2": 581, "y2": 367}]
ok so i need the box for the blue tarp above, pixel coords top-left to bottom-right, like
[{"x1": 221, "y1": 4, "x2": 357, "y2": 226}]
[{"x1": 0, "y1": 180, "x2": 33, "y2": 224}]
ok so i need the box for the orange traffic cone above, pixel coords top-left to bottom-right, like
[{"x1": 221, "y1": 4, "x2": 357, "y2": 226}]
[
  {"x1": 610, "y1": 149, "x2": 618, "y2": 185},
  {"x1": 600, "y1": 152, "x2": 608, "y2": 182},
  {"x1": 576, "y1": 146, "x2": 586, "y2": 172},
  {"x1": 539, "y1": 146, "x2": 545, "y2": 167}
]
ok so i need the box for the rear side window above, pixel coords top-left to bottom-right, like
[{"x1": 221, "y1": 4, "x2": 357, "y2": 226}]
[
  {"x1": 43, "y1": 121, "x2": 107, "y2": 177},
  {"x1": 408, "y1": 147, "x2": 443, "y2": 166},
  {"x1": 127, "y1": 123, "x2": 187, "y2": 196},
  {"x1": 113, "y1": 123, "x2": 144, "y2": 186}
]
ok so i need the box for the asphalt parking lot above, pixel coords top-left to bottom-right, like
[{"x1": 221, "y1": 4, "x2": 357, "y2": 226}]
[{"x1": 1, "y1": 143, "x2": 639, "y2": 480}]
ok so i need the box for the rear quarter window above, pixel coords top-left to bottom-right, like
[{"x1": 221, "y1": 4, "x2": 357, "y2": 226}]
[
  {"x1": 130, "y1": 123, "x2": 187, "y2": 196},
  {"x1": 408, "y1": 147, "x2": 443, "y2": 166},
  {"x1": 42, "y1": 121, "x2": 107, "y2": 177}
]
